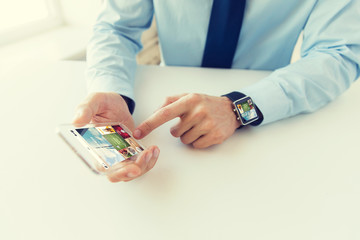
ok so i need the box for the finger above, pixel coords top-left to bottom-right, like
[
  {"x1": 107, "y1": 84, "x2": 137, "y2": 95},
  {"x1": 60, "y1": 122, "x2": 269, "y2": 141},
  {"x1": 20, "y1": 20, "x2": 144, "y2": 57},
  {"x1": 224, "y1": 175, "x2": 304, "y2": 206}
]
[
  {"x1": 134, "y1": 146, "x2": 158, "y2": 172},
  {"x1": 107, "y1": 163, "x2": 142, "y2": 183},
  {"x1": 146, "y1": 147, "x2": 160, "y2": 171},
  {"x1": 136, "y1": 146, "x2": 160, "y2": 172},
  {"x1": 192, "y1": 133, "x2": 222, "y2": 149},
  {"x1": 170, "y1": 112, "x2": 204, "y2": 138},
  {"x1": 156, "y1": 93, "x2": 188, "y2": 111},
  {"x1": 134, "y1": 98, "x2": 190, "y2": 139},
  {"x1": 179, "y1": 124, "x2": 206, "y2": 145},
  {"x1": 107, "y1": 146, "x2": 160, "y2": 183}
]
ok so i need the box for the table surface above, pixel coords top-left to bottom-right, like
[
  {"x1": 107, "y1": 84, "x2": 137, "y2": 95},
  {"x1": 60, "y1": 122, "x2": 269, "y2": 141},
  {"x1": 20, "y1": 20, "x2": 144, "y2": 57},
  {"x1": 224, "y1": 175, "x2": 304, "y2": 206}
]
[{"x1": 0, "y1": 61, "x2": 359, "y2": 240}]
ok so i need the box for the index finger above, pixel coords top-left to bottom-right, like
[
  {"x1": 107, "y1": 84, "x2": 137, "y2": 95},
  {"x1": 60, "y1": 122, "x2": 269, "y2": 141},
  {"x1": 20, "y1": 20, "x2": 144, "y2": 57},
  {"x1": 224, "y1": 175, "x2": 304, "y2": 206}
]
[{"x1": 133, "y1": 98, "x2": 189, "y2": 139}]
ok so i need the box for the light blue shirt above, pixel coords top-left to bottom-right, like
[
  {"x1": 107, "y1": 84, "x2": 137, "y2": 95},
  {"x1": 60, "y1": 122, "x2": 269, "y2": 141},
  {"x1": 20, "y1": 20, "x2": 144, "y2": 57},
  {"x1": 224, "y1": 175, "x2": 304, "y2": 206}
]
[{"x1": 86, "y1": 0, "x2": 360, "y2": 125}]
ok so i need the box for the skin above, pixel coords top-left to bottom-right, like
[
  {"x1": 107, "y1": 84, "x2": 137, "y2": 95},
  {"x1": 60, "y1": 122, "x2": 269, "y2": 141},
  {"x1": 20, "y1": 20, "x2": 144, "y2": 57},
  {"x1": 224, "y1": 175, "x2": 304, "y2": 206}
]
[
  {"x1": 133, "y1": 93, "x2": 241, "y2": 148},
  {"x1": 72, "y1": 92, "x2": 160, "y2": 183},
  {"x1": 73, "y1": 92, "x2": 240, "y2": 182}
]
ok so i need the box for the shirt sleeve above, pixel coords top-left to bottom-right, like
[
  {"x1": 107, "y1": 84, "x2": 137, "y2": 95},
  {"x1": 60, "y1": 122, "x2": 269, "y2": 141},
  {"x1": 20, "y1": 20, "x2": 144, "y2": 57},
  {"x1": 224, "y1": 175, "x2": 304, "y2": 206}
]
[
  {"x1": 86, "y1": 0, "x2": 154, "y2": 105},
  {"x1": 241, "y1": 0, "x2": 360, "y2": 125}
]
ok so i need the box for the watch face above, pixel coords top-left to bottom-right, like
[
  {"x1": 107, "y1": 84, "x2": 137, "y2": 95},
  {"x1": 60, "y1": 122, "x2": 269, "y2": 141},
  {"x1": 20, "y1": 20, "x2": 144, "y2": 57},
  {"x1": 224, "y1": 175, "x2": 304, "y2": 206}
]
[{"x1": 234, "y1": 97, "x2": 259, "y2": 125}]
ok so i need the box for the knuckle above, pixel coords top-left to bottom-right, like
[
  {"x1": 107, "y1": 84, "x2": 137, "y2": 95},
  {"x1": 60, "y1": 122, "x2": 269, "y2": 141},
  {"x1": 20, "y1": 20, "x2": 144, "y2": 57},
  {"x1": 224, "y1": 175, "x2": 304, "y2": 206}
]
[
  {"x1": 196, "y1": 104, "x2": 210, "y2": 116},
  {"x1": 194, "y1": 110, "x2": 206, "y2": 119},
  {"x1": 158, "y1": 107, "x2": 172, "y2": 119},
  {"x1": 187, "y1": 93, "x2": 202, "y2": 104}
]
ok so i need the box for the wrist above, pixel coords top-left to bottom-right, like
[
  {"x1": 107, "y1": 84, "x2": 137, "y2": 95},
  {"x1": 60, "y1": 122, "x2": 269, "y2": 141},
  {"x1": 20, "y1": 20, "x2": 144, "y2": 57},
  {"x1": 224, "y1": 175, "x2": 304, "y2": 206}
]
[
  {"x1": 222, "y1": 96, "x2": 242, "y2": 130},
  {"x1": 221, "y1": 91, "x2": 264, "y2": 128}
]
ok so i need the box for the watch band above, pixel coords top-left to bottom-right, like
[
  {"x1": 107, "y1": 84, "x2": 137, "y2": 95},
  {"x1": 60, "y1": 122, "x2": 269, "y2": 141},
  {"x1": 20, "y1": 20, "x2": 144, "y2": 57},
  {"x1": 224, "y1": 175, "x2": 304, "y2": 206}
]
[{"x1": 222, "y1": 91, "x2": 264, "y2": 126}]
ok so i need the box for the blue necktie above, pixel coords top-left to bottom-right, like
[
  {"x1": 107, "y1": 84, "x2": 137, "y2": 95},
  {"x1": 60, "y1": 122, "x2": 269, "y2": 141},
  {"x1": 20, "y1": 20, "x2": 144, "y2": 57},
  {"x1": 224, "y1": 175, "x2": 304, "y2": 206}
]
[{"x1": 202, "y1": 0, "x2": 246, "y2": 68}]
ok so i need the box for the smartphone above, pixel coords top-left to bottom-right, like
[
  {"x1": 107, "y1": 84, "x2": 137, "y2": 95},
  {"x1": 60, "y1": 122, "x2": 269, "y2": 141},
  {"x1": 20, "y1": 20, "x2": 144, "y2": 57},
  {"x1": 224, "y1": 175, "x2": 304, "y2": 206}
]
[{"x1": 57, "y1": 122, "x2": 146, "y2": 175}]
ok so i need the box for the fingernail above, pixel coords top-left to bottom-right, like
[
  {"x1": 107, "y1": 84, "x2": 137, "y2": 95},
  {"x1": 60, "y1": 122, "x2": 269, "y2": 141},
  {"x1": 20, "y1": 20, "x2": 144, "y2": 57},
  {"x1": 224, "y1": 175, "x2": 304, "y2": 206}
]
[
  {"x1": 127, "y1": 172, "x2": 139, "y2": 178},
  {"x1": 145, "y1": 152, "x2": 152, "y2": 164},
  {"x1": 153, "y1": 148, "x2": 160, "y2": 159},
  {"x1": 133, "y1": 129, "x2": 141, "y2": 138}
]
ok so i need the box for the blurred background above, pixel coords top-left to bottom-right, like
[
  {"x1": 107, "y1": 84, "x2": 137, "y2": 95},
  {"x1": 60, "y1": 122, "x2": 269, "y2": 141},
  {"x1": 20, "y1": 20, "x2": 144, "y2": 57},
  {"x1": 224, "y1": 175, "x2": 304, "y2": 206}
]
[
  {"x1": 0, "y1": 0, "x2": 161, "y2": 70},
  {"x1": 0, "y1": 0, "x2": 303, "y2": 72}
]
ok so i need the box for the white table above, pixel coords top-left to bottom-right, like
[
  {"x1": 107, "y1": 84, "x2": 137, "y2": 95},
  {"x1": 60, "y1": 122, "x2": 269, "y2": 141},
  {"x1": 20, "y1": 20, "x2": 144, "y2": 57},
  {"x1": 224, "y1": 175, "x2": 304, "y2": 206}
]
[{"x1": 0, "y1": 61, "x2": 359, "y2": 240}]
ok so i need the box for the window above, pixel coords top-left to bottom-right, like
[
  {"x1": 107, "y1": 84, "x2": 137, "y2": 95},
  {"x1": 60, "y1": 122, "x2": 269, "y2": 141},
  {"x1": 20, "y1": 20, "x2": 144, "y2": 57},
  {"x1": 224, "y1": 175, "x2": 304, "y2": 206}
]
[{"x1": 0, "y1": 0, "x2": 63, "y2": 46}]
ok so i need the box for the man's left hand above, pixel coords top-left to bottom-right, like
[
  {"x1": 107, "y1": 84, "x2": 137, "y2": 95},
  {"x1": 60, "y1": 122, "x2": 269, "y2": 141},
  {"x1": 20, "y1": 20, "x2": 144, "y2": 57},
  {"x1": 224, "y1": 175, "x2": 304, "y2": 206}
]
[{"x1": 133, "y1": 93, "x2": 241, "y2": 149}]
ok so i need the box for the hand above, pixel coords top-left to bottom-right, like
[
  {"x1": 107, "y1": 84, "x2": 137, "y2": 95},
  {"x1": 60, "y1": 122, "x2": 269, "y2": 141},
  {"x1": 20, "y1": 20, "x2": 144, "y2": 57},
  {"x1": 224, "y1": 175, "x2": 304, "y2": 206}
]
[
  {"x1": 73, "y1": 92, "x2": 160, "y2": 182},
  {"x1": 73, "y1": 92, "x2": 135, "y2": 130},
  {"x1": 133, "y1": 93, "x2": 241, "y2": 149},
  {"x1": 106, "y1": 146, "x2": 160, "y2": 183}
]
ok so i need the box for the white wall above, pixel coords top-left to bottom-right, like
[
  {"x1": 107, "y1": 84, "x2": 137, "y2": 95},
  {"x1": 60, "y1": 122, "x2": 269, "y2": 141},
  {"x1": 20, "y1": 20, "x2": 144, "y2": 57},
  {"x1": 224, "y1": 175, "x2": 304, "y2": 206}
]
[
  {"x1": 58, "y1": 0, "x2": 102, "y2": 27},
  {"x1": 0, "y1": 0, "x2": 101, "y2": 67}
]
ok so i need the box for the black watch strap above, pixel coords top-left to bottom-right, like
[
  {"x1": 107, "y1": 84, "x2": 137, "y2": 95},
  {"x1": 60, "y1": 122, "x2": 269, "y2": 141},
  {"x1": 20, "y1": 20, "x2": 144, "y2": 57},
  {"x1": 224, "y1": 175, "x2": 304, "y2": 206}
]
[{"x1": 222, "y1": 91, "x2": 264, "y2": 126}]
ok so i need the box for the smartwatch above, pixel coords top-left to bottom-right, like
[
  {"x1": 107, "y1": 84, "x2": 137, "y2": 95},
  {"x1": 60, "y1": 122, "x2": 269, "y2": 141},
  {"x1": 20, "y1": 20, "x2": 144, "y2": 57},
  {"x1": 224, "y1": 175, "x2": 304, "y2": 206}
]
[{"x1": 222, "y1": 91, "x2": 264, "y2": 127}]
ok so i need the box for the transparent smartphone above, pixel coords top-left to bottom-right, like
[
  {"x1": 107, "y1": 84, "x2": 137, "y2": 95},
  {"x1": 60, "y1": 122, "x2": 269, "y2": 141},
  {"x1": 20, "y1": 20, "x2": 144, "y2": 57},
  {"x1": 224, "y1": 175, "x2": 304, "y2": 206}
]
[{"x1": 57, "y1": 122, "x2": 146, "y2": 175}]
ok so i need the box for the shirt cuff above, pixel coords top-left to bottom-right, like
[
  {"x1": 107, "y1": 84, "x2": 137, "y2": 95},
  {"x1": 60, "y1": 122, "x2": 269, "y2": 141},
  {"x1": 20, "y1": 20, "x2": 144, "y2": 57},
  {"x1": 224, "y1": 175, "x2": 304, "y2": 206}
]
[
  {"x1": 121, "y1": 95, "x2": 135, "y2": 114},
  {"x1": 241, "y1": 77, "x2": 291, "y2": 125},
  {"x1": 87, "y1": 75, "x2": 136, "y2": 114}
]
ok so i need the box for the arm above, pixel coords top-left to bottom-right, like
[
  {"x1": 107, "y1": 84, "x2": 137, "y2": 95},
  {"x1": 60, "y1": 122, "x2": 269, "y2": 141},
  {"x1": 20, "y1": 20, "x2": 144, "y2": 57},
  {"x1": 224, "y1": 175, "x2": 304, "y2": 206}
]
[
  {"x1": 86, "y1": 0, "x2": 154, "y2": 112},
  {"x1": 134, "y1": 0, "x2": 360, "y2": 149},
  {"x1": 74, "y1": 0, "x2": 158, "y2": 182},
  {"x1": 241, "y1": 0, "x2": 360, "y2": 125}
]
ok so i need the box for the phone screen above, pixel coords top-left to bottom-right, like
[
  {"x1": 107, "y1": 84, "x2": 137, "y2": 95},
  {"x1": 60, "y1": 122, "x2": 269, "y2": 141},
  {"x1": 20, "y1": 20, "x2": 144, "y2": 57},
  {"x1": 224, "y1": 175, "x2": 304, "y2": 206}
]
[{"x1": 73, "y1": 125, "x2": 144, "y2": 169}]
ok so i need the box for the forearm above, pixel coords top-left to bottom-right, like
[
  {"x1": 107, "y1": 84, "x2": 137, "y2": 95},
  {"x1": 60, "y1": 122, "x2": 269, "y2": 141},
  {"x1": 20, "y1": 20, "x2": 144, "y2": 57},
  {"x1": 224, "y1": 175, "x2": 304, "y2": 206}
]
[
  {"x1": 241, "y1": 0, "x2": 360, "y2": 125},
  {"x1": 241, "y1": 48, "x2": 359, "y2": 125},
  {"x1": 86, "y1": 0, "x2": 154, "y2": 102}
]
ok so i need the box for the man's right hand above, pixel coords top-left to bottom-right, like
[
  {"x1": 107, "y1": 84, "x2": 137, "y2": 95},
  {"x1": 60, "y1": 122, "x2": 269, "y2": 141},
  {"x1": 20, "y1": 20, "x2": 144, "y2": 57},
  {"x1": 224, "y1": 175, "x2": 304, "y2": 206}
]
[{"x1": 72, "y1": 92, "x2": 160, "y2": 183}]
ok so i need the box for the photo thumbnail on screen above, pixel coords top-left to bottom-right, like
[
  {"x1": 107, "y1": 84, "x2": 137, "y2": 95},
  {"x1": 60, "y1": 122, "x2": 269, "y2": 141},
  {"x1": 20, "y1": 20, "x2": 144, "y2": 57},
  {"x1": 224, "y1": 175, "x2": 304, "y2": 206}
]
[{"x1": 75, "y1": 125, "x2": 144, "y2": 169}]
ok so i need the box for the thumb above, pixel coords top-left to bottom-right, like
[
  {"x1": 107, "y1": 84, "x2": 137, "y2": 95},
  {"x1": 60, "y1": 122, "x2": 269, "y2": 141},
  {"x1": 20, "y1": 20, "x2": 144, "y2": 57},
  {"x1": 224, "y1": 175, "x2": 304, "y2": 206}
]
[{"x1": 72, "y1": 106, "x2": 94, "y2": 126}]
